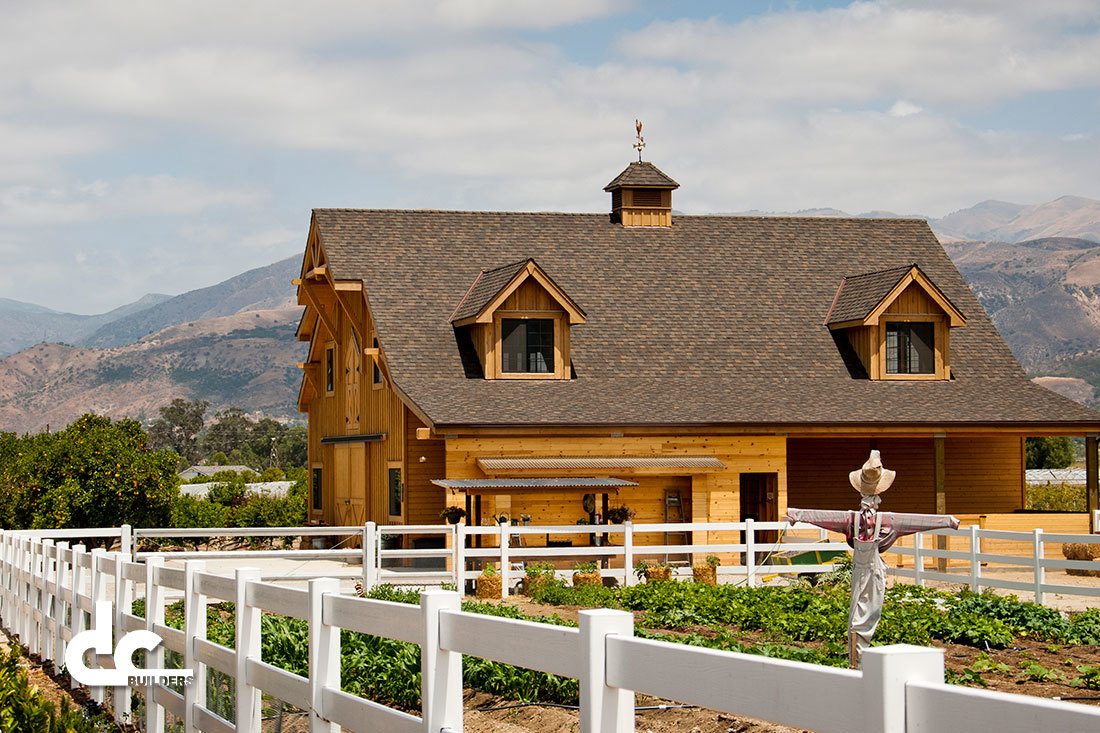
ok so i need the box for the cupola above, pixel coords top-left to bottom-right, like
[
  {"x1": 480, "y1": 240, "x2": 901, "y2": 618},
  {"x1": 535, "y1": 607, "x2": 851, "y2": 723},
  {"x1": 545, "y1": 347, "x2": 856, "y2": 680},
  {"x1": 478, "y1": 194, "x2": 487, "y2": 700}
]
[{"x1": 604, "y1": 120, "x2": 679, "y2": 227}]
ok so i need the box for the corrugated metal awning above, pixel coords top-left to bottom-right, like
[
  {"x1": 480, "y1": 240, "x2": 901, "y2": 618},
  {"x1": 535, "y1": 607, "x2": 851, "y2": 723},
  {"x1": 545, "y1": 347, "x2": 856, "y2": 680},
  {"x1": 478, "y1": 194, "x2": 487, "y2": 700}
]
[
  {"x1": 431, "y1": 477, "x2": 639, "y2": 491},
  {"x1": 477, "y1": 456, "x2": 726, "y2": 474}
]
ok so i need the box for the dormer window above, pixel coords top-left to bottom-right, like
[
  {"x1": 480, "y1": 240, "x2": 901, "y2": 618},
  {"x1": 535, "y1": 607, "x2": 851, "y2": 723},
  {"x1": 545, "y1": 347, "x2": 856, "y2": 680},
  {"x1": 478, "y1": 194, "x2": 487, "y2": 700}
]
[
  {"x1": 451, "y1": 259, "x2": 584, "y2": 381},
  {"x1": 825, "y1": 264, "x2": 966, "y2": 381},
  {"x1": 502, "y1": 318, "x2": 554, "y2": 373}
]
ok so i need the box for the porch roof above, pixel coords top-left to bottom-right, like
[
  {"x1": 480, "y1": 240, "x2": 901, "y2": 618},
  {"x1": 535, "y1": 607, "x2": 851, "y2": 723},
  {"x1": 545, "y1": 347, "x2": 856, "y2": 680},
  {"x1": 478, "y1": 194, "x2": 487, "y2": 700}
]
[
  {"x1": 476, "y1": 455, "x2": 726, "y2": 475},
  {"x1": 430, "y1": 477, "x2": 638, "y2": 491}
]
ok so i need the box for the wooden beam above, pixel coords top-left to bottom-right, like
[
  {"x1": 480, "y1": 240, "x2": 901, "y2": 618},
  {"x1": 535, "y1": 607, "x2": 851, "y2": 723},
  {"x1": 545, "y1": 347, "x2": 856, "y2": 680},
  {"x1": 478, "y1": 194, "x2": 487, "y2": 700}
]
[
  {"x1": 292, "y1": 278, "x2": 303, "y2": 286},
  {"x1": 334, "y1": 281, "x2": 363, "y2": 291},
  {"x1": 415, "y1": 427, "x2": 433, "y2": 440},
  {"x1": 934, "y1": 434, "x2": 947, "y2": 572},
  {"x1": 307, "y1": 265, "x2": 328, "y2": 280},
  {"x1": 1087, "y1": 435, "x2": 1098, "y2": 519},
  {"x1": 299, "y1": 283, "x2": 338, "y2": 338},
  {"x1": 364, "y1": 347, "x2": 380, "y2": 358}
]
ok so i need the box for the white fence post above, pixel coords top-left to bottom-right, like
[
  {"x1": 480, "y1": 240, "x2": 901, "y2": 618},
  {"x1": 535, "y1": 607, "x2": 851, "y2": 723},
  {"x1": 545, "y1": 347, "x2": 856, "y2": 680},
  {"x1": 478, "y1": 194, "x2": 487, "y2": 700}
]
[
  {"x1": 623, "y1": 522, "x2": 635, "y2": 587},
  {"x1": 39, "y1": 539, "x2": 54, "y2": 665},
  {"x1": 52, "y1": 541, "x2": 68, "y2": 674},
  {"x1": 69, "y1": 544, "x2": 86, "y2": 691},
  {"x1": 579, "y1": 609, "x2": 634, "y2": 733},
  {"x1": 114, "y1": 552, "x2": 133, "y2": 723},
  {"x1": 1033, "y1": 529, "x2": 1045, "y2": 605},
  {"x1": 308, "y1": 577, "x2": 341, "y2": 733},
  {"x1": 420, "y1": 589, "x2": 463, "y2": 733},
  {"x1": 968, "y1": 525, "x2": 981, "y2": 593},
  {"x1": 499, "y1": 522, "x2": 510, "y2": 599},
  {"x1": 121, "y1": 524, "x2": 133, "y2": 559},
  {"x1": 235, "y1": 567, "x2": 263, "y2": 732},
  {"x1": 363, "y1": 522, "x2": 378, "y2": 592},
  {"x1": 745, "y1": 519, "x2": 756, "y2": 588},
  {"x1": 453, "y1": 523, "x2": 466, "y2": 591},
  {"x1": 88, "y1": 548, "x2": 107, "y2": 707},
  {"x1": 145, "y1": 556, "x2": 166, "y2": 733},
  {"x1": 183, "y1": 560, "x2": 206, "y2": 733},
  {"x1": 862, "y1": 645, "x2": 945, "y2": 733},
  {"x1": 913, "y1": 532, "x2": 924, "y2": 587}
]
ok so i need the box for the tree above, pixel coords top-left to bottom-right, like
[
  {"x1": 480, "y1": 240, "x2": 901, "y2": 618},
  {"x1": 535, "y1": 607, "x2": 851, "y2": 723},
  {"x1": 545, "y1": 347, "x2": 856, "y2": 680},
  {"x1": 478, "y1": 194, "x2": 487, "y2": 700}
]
[
  {"x1": 1025, "y1": 437, "x2": 1075, "y2": 469},
  {"x1": 147, "y1": 398, "x2": 208, "y2": 465},
  {"x1": 0, "y1": 414, "x2": 178, "y2": 531}
]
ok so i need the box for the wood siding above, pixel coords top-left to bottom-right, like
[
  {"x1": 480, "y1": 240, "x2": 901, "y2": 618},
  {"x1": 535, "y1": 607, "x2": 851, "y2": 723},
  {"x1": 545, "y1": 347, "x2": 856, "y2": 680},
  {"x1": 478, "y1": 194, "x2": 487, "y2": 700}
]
[
  {"x1": 405, "y1": 408, "x2": 446, "y2": 525},
  {"x1": 787, "y1": 436, "x2": 1024, "y2": 514}
]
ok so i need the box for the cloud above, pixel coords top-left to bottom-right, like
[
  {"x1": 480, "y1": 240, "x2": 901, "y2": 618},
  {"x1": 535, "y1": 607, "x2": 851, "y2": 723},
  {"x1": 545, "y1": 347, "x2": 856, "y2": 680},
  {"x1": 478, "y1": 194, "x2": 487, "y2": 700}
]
[{"x1": 888, "y1": 100, "x2": 922, "y2": 117}]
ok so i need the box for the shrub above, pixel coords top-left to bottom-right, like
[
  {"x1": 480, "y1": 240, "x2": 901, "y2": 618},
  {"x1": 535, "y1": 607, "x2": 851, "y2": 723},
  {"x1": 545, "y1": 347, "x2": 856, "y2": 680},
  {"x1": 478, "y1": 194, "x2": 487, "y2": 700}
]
[
  {"x1": 170, "y1": 494, "x2": 231, "y2": 529},
  {"x1": 1026, "y1": 482, "x2": 1086, "y2": 512},
  {"x1": 0, "y1": 646, "x2": 112, "y2": 732}
]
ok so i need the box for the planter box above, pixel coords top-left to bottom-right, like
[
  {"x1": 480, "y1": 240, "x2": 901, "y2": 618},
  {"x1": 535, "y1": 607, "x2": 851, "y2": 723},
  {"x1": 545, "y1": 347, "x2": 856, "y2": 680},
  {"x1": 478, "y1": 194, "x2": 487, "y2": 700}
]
[
  {"x1": 645, "y1": 567, "x2": 672, "y2": 582},
  {"x1": 692, "y1": 564, "x2": 717, "y2": 585},
  {"x1": 572, "y1": 571, "x2": 602, "y2": 587}
]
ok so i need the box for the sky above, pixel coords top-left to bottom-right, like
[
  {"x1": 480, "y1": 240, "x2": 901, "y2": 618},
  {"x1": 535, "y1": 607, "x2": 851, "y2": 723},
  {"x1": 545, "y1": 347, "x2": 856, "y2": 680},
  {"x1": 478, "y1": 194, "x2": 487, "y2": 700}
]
[{"x1": 2, "y1": 0, "x2": 1099, "y2": 314}]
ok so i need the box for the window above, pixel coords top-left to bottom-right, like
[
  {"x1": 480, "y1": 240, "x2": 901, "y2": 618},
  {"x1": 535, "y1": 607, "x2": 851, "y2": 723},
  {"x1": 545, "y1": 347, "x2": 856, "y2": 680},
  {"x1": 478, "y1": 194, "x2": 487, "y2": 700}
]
[
  {"x1": 324, "y1": 344, "x2": 335, "y2": 394},
  {"x1": 372, "y1": 337, "x2": 382, "y2": 386},
  {"x1": 885, "y1": 322, "x2": 935, "y2": 375},
  {"x1": 388, "y1": 467, "x2": 403, "y2": 517},
  {"x1": 501, "y1": 318, "x2": 554, "y2": 373},
  {"x1": 311, "y1": 467, "x2": 323, "y2": 512}
]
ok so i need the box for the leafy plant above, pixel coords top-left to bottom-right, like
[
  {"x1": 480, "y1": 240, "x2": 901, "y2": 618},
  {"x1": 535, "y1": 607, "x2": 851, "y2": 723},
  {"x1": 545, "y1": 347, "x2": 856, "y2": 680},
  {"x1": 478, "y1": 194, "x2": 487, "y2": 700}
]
[
  {"x1": 573, "y1": 561, "x2": 598, "y2": 574},
  {"x1": 481, "y1": 564, "x2": 497, "y2": 577},
  {"x1": 705, "y1": 555, "x2": 721, "y2": 568},
  {"x1": 439, "y1": 506, "x2": 467, "y2": 524},
  {"x1": 1075, "y1": 665, "x2": 1100, "y2": 690},
  {"x1": 605, "y1": 505, "x2": 635, "y2": 524},
  {"x1": 0, "y1": 646, "x2": 112, "y2": 732},
  {"x1": 525, "y1": 562, "x2": 556, "y2": 579}
]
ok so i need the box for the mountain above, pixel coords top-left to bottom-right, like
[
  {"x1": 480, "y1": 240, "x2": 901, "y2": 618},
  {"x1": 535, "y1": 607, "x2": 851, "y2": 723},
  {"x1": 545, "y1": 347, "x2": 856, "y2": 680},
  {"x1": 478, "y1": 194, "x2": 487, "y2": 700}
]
[
  {"x1": 81, "y1": 255, "x2": 299, "y2": 348},
  {"x1": 945, "y1": 236, "x2": 1100, "y2": 406},
  {"x1": 934, "y1": 196, "x2": 1100, "y2": 243},
  {"x1": 0, "y1": 308, "x2": 305, "y2": 434},
  {"x1": 0, "y1": 293, "x2": 172, "y2": 356}
]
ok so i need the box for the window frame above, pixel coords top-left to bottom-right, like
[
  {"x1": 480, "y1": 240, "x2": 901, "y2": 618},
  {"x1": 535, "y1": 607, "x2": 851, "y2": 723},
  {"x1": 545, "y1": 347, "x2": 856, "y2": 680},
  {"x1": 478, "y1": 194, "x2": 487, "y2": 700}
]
[
  {"x1": 387, "y1": 462, "x2": 404, "y2": 521},
  {"x1": 324, "y1": 342, "x2": 336, "y2": 395},
  {"x1": 492, "y1": 311, "x2": 564, "y2": 380},
  {"x1": 876, "y1": 316, "x2": 946, "y2": 381},
  {"x1": 371, "y1": 336, "x2": 384, "y2": 390},
  {"x1": 310, "y1": 464, "x2": 323, "y2": 514}
]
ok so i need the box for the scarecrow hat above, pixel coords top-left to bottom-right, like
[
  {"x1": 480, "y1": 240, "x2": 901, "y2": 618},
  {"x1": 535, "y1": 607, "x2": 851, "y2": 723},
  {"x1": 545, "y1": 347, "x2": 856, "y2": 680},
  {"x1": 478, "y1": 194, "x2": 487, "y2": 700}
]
[{"x1": 849, "y1": 450, "x2": 896, "y2": 496}]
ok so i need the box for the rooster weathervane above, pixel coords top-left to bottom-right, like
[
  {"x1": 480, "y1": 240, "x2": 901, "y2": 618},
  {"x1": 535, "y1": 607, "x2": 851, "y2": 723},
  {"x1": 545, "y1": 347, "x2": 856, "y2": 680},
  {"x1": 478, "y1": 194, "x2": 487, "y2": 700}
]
[{"x1": 633, "y1": 119, "x2": 646, "y2": 161}]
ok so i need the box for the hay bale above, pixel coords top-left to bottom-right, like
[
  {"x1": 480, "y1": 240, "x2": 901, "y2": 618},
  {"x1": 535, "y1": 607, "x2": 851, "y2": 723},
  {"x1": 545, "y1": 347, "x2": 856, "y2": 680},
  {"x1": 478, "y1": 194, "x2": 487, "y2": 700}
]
[{"x1": 1062, "y1": 543, "x2": 1100, "y2": 577}]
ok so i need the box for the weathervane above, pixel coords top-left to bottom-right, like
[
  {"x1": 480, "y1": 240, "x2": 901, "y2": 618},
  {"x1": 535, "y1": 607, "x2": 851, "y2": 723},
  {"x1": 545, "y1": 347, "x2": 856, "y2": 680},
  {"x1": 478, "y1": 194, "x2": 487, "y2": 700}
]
[{"x1": 633, "y1": 119, "x2": 645, "y2": 161}]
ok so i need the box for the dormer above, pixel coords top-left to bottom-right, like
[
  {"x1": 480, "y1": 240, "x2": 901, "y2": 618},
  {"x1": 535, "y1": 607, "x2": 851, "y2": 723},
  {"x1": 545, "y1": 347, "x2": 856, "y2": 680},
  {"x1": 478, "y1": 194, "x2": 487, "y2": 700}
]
[
  {"x1": 826, "y1": 264, "x2": 966, "y2": 380},
  {"x1": 604, "y1": 161, "x2": 679, "y2": 227},
  {"x1": 451, "y1": 259, "x2": 585, "y2": 380}
]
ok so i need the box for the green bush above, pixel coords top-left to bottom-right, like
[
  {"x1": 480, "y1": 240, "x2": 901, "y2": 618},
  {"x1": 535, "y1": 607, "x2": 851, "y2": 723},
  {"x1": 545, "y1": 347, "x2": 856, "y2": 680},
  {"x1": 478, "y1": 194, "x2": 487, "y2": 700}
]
[
  {"x1": 1025, "y1": 482, "x2": 1086, "y2": 512},
  {"x1": 0, "y1": 646, "x2": 111, "y2": 732},
  {"x1": 170, "y1": 494, "x2": 231, "y2": 529}
]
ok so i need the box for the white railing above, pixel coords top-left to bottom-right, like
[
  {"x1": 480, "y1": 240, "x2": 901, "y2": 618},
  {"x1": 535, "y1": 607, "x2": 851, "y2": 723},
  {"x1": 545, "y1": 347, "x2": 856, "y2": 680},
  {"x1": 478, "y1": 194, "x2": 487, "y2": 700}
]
[
  {"x1": 2, "y1": 530, "x2": 1099, "y2": 733},
  {"x1": 20, "y1": 519, "x2": 1100, "y2": 605},
  {"x1": 887, "y1": 526, "x2": 1100, "y2": 605}
]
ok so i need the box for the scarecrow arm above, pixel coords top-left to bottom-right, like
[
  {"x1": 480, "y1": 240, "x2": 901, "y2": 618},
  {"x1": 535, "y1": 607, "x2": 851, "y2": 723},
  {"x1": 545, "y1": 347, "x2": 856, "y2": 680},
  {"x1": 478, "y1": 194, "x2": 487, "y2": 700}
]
[
  {"x1": 881, "y1": 512, "x2": 960, "y2": 538},
  {"x1": 785, "y1": 508, "x2": 852, "y2": 534}
]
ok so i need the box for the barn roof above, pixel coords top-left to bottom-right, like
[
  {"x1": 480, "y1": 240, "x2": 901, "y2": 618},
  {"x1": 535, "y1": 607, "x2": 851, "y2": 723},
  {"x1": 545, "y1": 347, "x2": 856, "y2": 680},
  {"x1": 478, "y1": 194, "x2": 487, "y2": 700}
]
[{"x1": 310, "y1": 209, "x2": 1100, "y2": 428}]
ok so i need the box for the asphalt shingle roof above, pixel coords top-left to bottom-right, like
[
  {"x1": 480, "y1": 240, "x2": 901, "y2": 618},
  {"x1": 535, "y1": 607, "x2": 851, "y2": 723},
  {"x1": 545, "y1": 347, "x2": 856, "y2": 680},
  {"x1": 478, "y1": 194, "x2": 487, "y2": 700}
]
[
  {"x1": 311, "y1": 209, "x2": 1100, "y2": 429},
  {"x1": 450, "y1": 260, "x2": 528, "y2": 323},
  {"x1": 826, "y1": 265, "x2": 915, "y2": 325},
  {"x1": 604, "y1": 162, "x2": 680, "y2": 191}
]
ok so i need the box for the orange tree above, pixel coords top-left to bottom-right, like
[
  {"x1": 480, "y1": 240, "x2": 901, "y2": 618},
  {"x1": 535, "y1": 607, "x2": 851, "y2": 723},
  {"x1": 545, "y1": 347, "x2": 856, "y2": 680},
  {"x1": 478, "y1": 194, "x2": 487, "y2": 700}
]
[{"x1": 0, "y1": 414, "x2": 178, "y2": 530}]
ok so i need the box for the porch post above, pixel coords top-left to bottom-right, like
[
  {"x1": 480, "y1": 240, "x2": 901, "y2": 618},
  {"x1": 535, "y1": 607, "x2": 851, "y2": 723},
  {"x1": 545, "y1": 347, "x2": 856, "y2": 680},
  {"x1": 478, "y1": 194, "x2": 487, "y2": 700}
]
[
  {"x1": 933, "y1": 434, "x2": 947, "y2": 572},
  {"x1": 1087, "y1": 434, "x2": 1098, "y2": 521}
]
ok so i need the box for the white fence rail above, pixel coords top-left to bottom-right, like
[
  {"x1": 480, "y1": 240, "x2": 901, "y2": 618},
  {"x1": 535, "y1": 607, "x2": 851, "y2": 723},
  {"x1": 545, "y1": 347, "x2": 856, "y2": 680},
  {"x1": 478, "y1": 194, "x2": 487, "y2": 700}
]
[
  {"x1": 2, "y1": 529, "x2": 1099, "y2": 733},
  {"x1": 15, "y1": 518, "x2": 1100, "y2": 605}
]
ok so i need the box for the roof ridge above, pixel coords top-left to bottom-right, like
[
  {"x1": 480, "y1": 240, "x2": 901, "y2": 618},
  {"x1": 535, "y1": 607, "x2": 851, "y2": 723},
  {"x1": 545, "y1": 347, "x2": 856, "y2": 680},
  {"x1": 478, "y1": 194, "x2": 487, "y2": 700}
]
[{"x1": 313, "y1": 208, "x2": 929, "y2": 224}]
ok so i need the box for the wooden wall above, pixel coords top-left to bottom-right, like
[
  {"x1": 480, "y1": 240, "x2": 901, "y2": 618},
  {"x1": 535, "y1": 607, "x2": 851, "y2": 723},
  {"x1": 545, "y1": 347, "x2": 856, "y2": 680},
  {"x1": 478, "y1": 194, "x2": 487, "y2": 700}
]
[
  {"x1": 301, "y1": 259, "x2": 410, "y2": 526},
  {"x1": 501, "y1": 279, "x2": 565, "y2": 312},
  {"x1": 405, "y1": 408, "x2": 446, "y2": 525},
  {"x1": 445, "y1": 434, "x2": 785, "y2": 556},
  {"x1": 787, "y1": 436, "x2": 1024, "y2": 514}
]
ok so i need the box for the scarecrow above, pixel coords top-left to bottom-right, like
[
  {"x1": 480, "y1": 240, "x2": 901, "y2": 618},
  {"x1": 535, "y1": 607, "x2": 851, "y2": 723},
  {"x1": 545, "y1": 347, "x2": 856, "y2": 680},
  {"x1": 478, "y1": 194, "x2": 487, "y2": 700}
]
[{"x1": 785, "y1": 450, "x2": 960, "y2": 667}]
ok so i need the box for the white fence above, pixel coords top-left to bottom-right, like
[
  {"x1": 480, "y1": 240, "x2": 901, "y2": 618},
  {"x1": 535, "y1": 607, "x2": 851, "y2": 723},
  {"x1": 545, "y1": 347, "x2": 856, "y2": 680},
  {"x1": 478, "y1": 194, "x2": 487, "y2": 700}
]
[
  {"x1": 26, "y1": 519, "x2": 1100, "y2": 605},
  {"x1": 2, "y1": 529, "x2": 1100, "y2": 733}
]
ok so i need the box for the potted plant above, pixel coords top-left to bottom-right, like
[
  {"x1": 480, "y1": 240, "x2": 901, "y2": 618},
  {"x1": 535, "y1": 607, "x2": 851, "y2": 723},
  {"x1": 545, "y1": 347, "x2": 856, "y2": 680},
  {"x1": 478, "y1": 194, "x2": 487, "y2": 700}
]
[
  {"x1": 693, "y1": 555, "x2": 720, "y2": 585},
  {"x1": 572, "y1": 561, "x2": 602, "y2": 587},
  {"x1": 605, "y1": 505, "x2": 635, "y2": 524},
  {"x1": 635, "y1": 559, "x2": 672, "y2": 583},
  {"x1": 439, "y1": 506, "x2": 467, "y2": 525},
  {"x1": 476, "y1": 564, "x2": 502, "y2": 599},
  {"x1": 524, "y1": 562, "x2": 557, "y2": 596}
]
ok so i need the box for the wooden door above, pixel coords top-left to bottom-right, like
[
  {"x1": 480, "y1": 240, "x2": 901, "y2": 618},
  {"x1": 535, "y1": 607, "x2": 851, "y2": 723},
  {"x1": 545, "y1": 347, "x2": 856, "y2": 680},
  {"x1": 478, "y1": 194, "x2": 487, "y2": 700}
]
[
  {"x1": 740, "y1": 473, "x2": 779, "y2": 545},
  {"x1": 333, "y1": 443, "x2": 367, "y2": 526}
]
